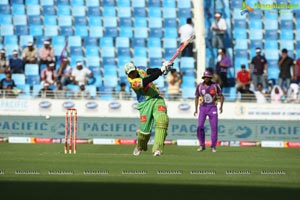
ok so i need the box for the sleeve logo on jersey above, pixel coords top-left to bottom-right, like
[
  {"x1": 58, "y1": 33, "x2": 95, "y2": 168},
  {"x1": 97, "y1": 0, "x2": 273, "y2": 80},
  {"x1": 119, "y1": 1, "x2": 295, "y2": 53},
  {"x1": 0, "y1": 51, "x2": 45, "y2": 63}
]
[
  {"x1": 157, "y1": 105, "x2": 166, "y2": 112},
  {"x1": 209, "y1": 89, "x2": 216, "y2": 95},
  {"x1": 140, "y1": 115, "x2": 147, "y2": 122},
  {"x1": 133, "y1": 80, "x2": 142, "y2": 88}
]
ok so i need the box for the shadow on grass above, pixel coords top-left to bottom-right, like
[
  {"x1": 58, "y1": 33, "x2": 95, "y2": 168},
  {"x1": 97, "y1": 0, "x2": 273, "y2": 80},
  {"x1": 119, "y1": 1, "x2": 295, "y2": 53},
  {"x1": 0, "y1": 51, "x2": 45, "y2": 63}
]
[{"x1": 0, "y1": 181, "x2": 299, "y2": 200}]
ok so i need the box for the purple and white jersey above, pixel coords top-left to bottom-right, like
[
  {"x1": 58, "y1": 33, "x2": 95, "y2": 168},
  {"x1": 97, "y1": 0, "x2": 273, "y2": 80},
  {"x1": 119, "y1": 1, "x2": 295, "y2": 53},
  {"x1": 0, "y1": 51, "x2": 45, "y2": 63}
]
[{"x1": 195, "y1": 83, "x2": 222, "y2": 106}]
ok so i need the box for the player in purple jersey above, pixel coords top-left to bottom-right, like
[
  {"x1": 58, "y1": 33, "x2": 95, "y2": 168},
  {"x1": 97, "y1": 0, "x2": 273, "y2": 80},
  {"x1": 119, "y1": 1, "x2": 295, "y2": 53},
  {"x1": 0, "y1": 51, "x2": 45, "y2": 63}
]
[{"x1": 194, "y1": 70, "x2": 224, "y2": 152}]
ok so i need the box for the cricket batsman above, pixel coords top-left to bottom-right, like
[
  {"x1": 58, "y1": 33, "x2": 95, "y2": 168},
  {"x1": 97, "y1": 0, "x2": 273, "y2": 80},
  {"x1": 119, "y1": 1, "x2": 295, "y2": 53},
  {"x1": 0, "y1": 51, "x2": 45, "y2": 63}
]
[
  {"x1": 194, "y1": 70, "x2": 224, "y2": 153},
  {"x1": 124, "y1": 62, "x2": 172, "y2": 156}
]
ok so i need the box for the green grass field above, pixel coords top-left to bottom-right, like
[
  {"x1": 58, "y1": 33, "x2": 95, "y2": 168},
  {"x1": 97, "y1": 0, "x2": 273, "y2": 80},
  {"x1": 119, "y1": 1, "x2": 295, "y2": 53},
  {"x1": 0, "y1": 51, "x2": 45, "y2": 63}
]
[{"x1": 0, "y1": 144, "x2": 299, "y2": 199}]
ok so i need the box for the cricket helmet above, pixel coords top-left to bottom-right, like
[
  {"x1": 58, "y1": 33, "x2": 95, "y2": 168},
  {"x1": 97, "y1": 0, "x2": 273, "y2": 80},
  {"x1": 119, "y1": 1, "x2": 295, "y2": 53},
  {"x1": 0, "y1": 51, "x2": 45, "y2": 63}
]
[
  {"x1": 202, "y1": 70, "x2": 213, "y2": 79},
  {"x1": 124, "y1": 63, "x2": 136, "y2": 75}
]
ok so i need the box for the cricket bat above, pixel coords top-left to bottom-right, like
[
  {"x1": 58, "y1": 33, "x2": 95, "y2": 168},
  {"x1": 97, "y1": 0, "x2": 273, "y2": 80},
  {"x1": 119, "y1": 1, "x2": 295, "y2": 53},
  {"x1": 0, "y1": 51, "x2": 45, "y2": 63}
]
[{"x1": 168, "y1": 34, "x2": 195, "y2": 64}]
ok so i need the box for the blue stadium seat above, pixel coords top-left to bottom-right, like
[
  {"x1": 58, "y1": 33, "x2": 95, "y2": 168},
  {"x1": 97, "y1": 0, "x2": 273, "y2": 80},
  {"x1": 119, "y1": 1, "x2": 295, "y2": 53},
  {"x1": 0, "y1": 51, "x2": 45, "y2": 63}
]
[
  {"x1": 280, "y1": 40, "x2": 294, "y2": 52},
  {"x1": 70, "y1": 0, "x2": 84, "y2": 6},
  {"x1": 149, "y1": 47, "x2": 162, "y2": 58},
  {"x1": 26, "y1": 75, "x2": 40, "y2": 86},
  {"x1": 116, "y1": 37, "x2": 130, "y2": 48},
  {"x1": 101, "y1": 46, "x2": 115, "y2": 57},
  {"x1": 17, "y1": 84, "x2": 31, "y2": 99},
  {"x1": 134, "y1": 27, "x2": 148, "y2": 38},
  {"x1": 28, "y1": 15, "x2": 41, "y2": 25},
  {"x1": 102, "y1": 0, "x2": 115, "y2": 6},
  {"x1": 132, "y1": 38, "x2": 145, "y2": 47},
  {"x1": 103, "y1": 76, "x2": 118, "y2": 87},
  {"x1": 70, "y1": 46, "x2": 83, "y2": 56},
  {"x1": 148, "y1": 37, "x2": 161, "y2": 47},
  {"x1": 0, "y1": 5, "x2": 10, "y2": 15},
  {"x1": 117, "y1": 47, "x2": 130, "y2": 57},
  {"x1": 265, "y1": 30, "x2": 278, "y2": 40},
  {"x1": 280, "y1": 31, "x2": 293, "y2": 40},
  {"x1": 100, "y1": 37, "x2": 113, "y2": 47},
  {"x1": 117, "y1": 7, "x2": 131, "y2": 18},
  {"x1": 1, "y1": 25, "x2": 14, "y2": 35},
  {"x1": 280, "y1": 20, "x2": 293, "y2": 30},
  {"x1": 250, "y1": 39, "x2": 263, "y2": 49},
  {"x1": 29, "y1": 25, "x2": 43, "y2": 36},
  {"x1": 25, "y1": 0, "x2": 39, "y2": 5},
  {"x1": 41, "y1": 0, "x2": 54, "y2": 6},
  {"x1": 249, "y1": 9, "x2": 262, "y2": 19},
  {"x1": 44, "y1": 25, "x2": 58, "y2": 36},
  {"x1": 163, "y1": 0, "x2": 175, "y2": 8},
  {"x1": 132, "y1": 0, "x2": 145, "y2": 7},
  {"x1": 117, "y1": 0, "x2": 130, "y2": 7},
  {"x1": 57, "y1": 5, "x2": 71, "y2": 16},
  {"x1": 74, "y1": 16, "x2": 87, "y2": 26},
  {"x1": 164, "y1": 28, "x2": 178, "y2": 38},
  {"x1": 52, "y1": 36, "x2": 66, "y2": 46},
  {"x1": 89, "y1": 16, "x2": 102, "y2": 26},
  {"x1": 164, "y1": 18, "x2": 177, "y2": 27},
  {"x1": 117, "y1": 56, "x2": 131, "y2": 67},
  {"x1": 58, "y1": 16, "x2": 72, "y2": 26},
  {"x1": 88, "y1": 66, "x2": 101, "y2": 75},
  {"x1": 165, "y1": 48, "x2": 177, "y2": 59},
  {"x1": 133, "y1": 7, "x2": 146, "y2": 17},
  {"x1": 265, "y1": 49, "x2": 279, "y2": 60},
  {"x1": 103, "y1": 57, "x2": 115, "y2": 65},
  {"x1": 85, "y1": 85, "x2": 97, "y2": 99},
  {"x1": 27, "y1": 5, "x2": 40, "y2": 16},
  {"x1": 230, "y1": 0, "x2": 242, "y2": 8},
  {"x1": 103, "y1": 64, "x2": 118, "y2": 77},
  {"x1": 103, "y1": 17, "x2": 117, "y2": 37},
  {"x1": 264, "y1": 10, "x2": 278, "y2": 20},
  {"x1": 163, "y1": 7, "x2": 176, "y2": 18},
  {"x1": 72, "y1": 6, "x2": 86, "y2": 17},
  {"x1": 0, "y1": 14, "x2": 12, "y2": 25},
  {"x1": 102, "y1": 6, "x2": 116, "y2": 17},
  {"x1": 249, "y1": 29, "x2": 263, "y2": 40},
  {"x1": 134, "y1": 17, "x2": 147, "y2": 27},
  {"x1": 12, "y1": 74, "x2": 26, "y2": 85},
  {"x1": 120, "y1": 17, "x2": 132, "y2": 27},
  {"x1": 85, "y1": 46, "x2": 99, "y2": 57},
  {"x1": 4, "y1": 35, "x2": 18, "y2": 46},
  {"x1": 178, "y1": 8, "x2": 191, "y2": 18},
  {"x1": 119, "y1": 27, "x2": 133, "y2": 37},
  {"x1": 134, "y1": 47, "x2": 147, "y2": 58},
  {"x1": 134, "y1": 57, "x2": 147, "y2": 66},
  {"x1": 163, "y1": 38, "x2": 177, "y2": 48},
  {"x1": 149, "y1": 8, "x2": 161, "y2": 17},
  {"x1": 86, "y1": 56, "x2": 100, "y2": 67},
  {"x1": 70, "y1": 56, "x2": 84, "y2": 66},
  {"x1": 233, "y1": 8, "x2": 245, "y2": 20},
  {"x1": 4, "y1": 45, "x2": 19, "y2": 56},
  {"x1": 249, "y1": 19, "x2": 262, "y2": 29},
  {"x1": 42, "y1": 5, "x2": 56, "y2": 15},
  {"x1": 12, "y1": 4, "x2": 25, "y2": 15},
  {"x1": 75, "y1": 26, "x2": 88, "y2": 37},
  {"x1": 68, "y1": 36, "x2": 82, "y2": 47},
  {"x1": 178, "y1": 0, "x2": 191, "y2": 8},
  {"x1": 57, "y1": 0, "x2": 69, "y2": 5},
  {"x1": 87, "y1": 6, "x2": 101, "y2": 16},
  {"x1": 84, "y1": 37, "x2": 98, "y2": 46},
  {"x1": 60, "y1": 26, "x2": 73, "y2": 36},
  {"x1": 25, "y1": 63, "x2": 39, "y2": 75},
  {"x1": 86, "y1": 0, "x2": 99, "y2": 6},
  {"x1": 233, "y1": 28, "x2": 247, "y2": 39},
  {"x1": 20, "y1": 35, "x2": 33, "y2": 48},
  {"x1": 149, "y1": 0, "x2": 160, "y2": 7},
  {"x1": 180, "y1": 57, "x2": 195, "y2": 69},
  {"x1": 43, "y1": 15, "x2": 57, "y2": 25}
]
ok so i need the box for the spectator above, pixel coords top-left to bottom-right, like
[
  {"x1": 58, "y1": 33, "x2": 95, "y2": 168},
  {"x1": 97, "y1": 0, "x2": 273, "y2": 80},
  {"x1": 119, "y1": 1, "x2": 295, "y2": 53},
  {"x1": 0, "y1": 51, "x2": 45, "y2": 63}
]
[
  {"x1": 236, "y1": 64, "x2": 251, "y2": 92},
  {"x1": 207, "y1": 67, "x2": 222, "y2": 86},
  {"x1": 117, "y1": 82, "x2": 131, "y2": 100},
  {"x1": 38, "y1": 82, "x2": 54, "y2": 98},
  {"x1": 0, "y1": 70, "x2": 17, "y2": 98},
  {"x1": 0, "y1": 49, "x2": 9, "y2": 73},
  {"x1": 54, "y1": 81, "x2": 66, "y2": 99},
  {"x1": 22, "y1": 42, "x2": 38, "y2": 64},
  {"x1": 210, "y1": 12, "x2": 227, "y2": 49},
  {"x1": 71, "y1": 61, "x2": 93, "y2": 86},
  {"x1": 57, "y1": 58, "x2": 72, "y2": 86},
  {"x1": 286, "y1": 83, "x2": 299, "y2": 103},
  {"x1": 271, "y1": 85, "x2": 284, "y2": 104},
  {"x1": 250, "y1": 47, "x2": 268, "y2": 90},
  {"x1": 74, "y1": 84, "x2": 91, "y2": 99},
  {"x1": 294, "y1": 57, "x2": 300, "y2": 84},
  {"x1": 179, "y1": 18, "x2": 195, "y2": 57},
  {"x1": 9, "y1": 50, "x2": 24, "y2": 74},
  {"x1": 39, "y1": 40, "x2": 55, "y2": 66},
  {"x1": 40, "y1": 62, "x2": 57, "y2": 87},
  {"x1": 254, "y1": 83, "x2": 268, "y2": 103},
  {"x1": 216, "y1": 48, "x2": 231, "y2": 88},
  {"x1": 167, "y1": 69, "x2": 182, "y2": 101},
  {"x1": 239, "y1": 84, "x2": 256, "y2": 102},
  {"x1": 278, "y1": 48, "x2": 295, "y2": 93}
]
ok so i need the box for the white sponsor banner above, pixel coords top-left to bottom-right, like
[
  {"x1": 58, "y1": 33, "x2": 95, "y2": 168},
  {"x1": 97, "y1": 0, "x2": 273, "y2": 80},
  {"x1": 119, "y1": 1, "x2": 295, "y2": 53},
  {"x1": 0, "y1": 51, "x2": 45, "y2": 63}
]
[
  {"x1": 261, "y1": 141, "x2": 285, "y2": 148},
  {"x1": 93, "y1": 139, "x2": 116, "y2": 145},
  {"x1": 177, "y1": 139, "x2": 199, "y2": 146},
  {"x1": 8, "y1": 137, "x2": 31, "y2": 144},
  {"x1": 0, "y1": 99, "x2": 300, "y2": 120}
]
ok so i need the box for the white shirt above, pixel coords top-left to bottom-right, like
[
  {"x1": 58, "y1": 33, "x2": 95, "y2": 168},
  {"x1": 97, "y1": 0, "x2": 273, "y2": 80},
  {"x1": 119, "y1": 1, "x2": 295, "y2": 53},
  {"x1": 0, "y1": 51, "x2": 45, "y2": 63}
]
[
  {"x1": 255, "y1": 91, "x2": 267, "y2": 103},
  {"x1": 210, "y1": 18, "x2": 227, "y2": 34},
  {"x1": 72, "y1": 67, "x2": 91, "y2": 86},
  {"x1": 179, "y1": 24, "x2": 194, "y2": 42}
]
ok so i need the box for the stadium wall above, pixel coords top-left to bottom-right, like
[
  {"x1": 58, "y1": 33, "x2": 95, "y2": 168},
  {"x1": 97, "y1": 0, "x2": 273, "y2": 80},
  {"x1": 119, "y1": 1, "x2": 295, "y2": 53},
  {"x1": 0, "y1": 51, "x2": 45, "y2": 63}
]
[{"x1": 0, "y1": 99, "x2": 299, "y2": 142}]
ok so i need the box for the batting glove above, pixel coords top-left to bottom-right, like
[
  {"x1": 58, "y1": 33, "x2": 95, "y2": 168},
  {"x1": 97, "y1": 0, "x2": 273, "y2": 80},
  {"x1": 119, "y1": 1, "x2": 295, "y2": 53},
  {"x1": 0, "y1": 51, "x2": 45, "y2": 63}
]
[{"x1": 160, "y1": 61, "x2": 173, "y2": 75}]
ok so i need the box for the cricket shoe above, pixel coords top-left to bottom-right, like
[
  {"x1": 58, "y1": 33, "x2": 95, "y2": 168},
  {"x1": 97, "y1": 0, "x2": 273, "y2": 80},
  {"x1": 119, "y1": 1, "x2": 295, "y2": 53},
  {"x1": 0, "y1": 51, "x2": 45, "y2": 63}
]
[
  {"x1": 153, "y1": 150, "x2": 162, "y2": 156},
  {"x1": 211, "y1": 147, "x2": 217, "y2": 153},
  {"x1": 133, "y1": 148, "x2": 142, "y2": 156},
  {"x1": 197, "y1": 146, "x2": 206, "y2": 152}
]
